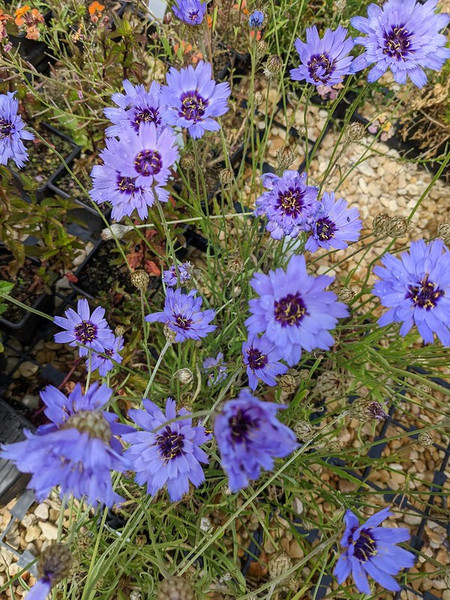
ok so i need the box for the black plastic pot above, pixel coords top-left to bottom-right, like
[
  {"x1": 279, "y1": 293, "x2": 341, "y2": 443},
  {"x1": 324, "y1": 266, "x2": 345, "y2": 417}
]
[
  {"x1": 0, "y1": 398, "x2": 35, "y2": 507},
  {"x1": 12, "y1": 122, "x2": 81, "y2": 202},
  {"x1": 0, "y1": 249, "x2": 54, "y2": 345}
]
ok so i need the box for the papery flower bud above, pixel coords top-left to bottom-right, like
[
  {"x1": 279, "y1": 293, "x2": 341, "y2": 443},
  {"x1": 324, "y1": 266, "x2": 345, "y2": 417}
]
[
  {"x1": 256, "y1": 40, "x2": 268, "y2": 61},
  {"x1": 219, "y1": 168, "x2": 234, "y2": 186},
  {"x1": 276, "y1": 146, "x2": 295, "y2": 170},
  {"x1": 418, "y1": 431, "x2": 433, "y2": 447},
  {"x1": 115, "y1": 325, "x2": 125, "y2": 337},
  {"x1": 101, "y1": 224, "x2": 133, "y2": 241},
  {"x1": 264, "y1": 54, "x2": 283, "y2": 78},
  {"x1": 372, "y1": 212, "x2": 390, "y2": 236},
  {"x1": 293, "y1": 420, "x2": 313, "y2": 441},
  {"x1": 338, "y1": 287, "x2": 355, "y2": 302},
  {"x1": 350, "y1": 398, "x2": 388, "y2": 421},
  {"x1": 268, "y1": 552, "x2": 292, "y2": 579},
  {"x1": 180, "y1": 152, "x2": 196, "y2": 170},
  {"x1": 131, "y1": 269, "x2": 150, "y2": 291},
  {"x1": 174, "y1": 368, "x2": 194, "y2": 385},
  {"x1": 278, "y1": 372, "x2": 298, "y2": 394},
  {"x1": 164, "y1": 324, "x2": 177, "y2": 344},
  {"x1": 437, "y1": 221, "x2": 450, "y2": 245},
  {"x1": 386, "y1": 215, "x2": 409, "y2": 237},
  {"x1": 254, "y1": 91, "x2": 264, "y2": 106},
  {"x1": 344, "y1": 122, "x2": 365, "y2": 143}
]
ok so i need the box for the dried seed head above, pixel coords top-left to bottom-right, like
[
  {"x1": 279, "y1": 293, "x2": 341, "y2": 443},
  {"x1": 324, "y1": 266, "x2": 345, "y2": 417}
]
[
  {"x1": 278, "y1": 373, "x2": 298, "y2": 394},
  {"x1": 199, "y1": 517, "x2": 213, "y2": 533},
  {"x1": 180, "y1": 152, "x2": 196, "y2": 171},
  {"x1": 328, "y1": 440, "x2": 342, "y2": 453},
  {"x1": 268, "y1": 552, "x2": 292, "y2": 580},
  {"x1": 254, "y1": 91, "x2": 265, "y2": 106},
  {"x1": 256, "y1": 40, "x2": 268, "y2": 61},
  {"x1": 157, "y1": 576, "x2": 195, "y2": 600},
  {"x1": 135, "y1": 534, "x2": 147, "y2": 548},
  {"x1": 334, "y1": 0, "x2": 347, "y2": 12},
  {"x1": 299, "y1": 369, "x2": 310, "y2": 381},
  {"x1": 293, "y1": 420, "x2": 314, "y2": 442},
  {"x1": 372, "y1": 212, "x2": 390, "y2": 236},
  {"x1": 437, "y1": 221, "x2": 450, "y2": 245},
  {"x1": 115, "y1": 325, "x2": 125, "y2": 337},
  {"x1": 350, "y1": 399, "x2": 388, "y2": 422},
  {"x1": 276, "y1": 145, "x2": 295, "y2": 170},
  {"x1": 38, "y1": 543, "x2": 73, "y2": 585},
  {"x1": 227, "y1": 254, "x2": 244, "y2": 275},
  {"x1": 131, "y1": 269, "x2": 150, "y2": 291},
  {"x1": 386, "y1": 215, "x2": 409, "y2": 237},
  {"x1": 219, "y1": 168, "x2": 234, "y2": 186},
  {"x1": 174, "y1": 368, "x2": 194, "y2": 385},
  {"x1": 64, "y1": 411, "x2": 111, "y2": 443},
  {"x1": 101, "y1": 224, "x2": 133, "y2": 241},
  {"x1": 315, "y1": 370, "x2": 347, "y2": 398},
  {"x1": 164, "y1": 324, "x2": 177, "y2": 344},
  {"x1": 345, "y1": 122, "x2": 365, "y2": 143},
  {"x1": 418, "y1": 431, "x2": 433, "y2": 447},
  {"x1": 338, "y1": 287, "x2": 355, "y2": 303},
  {"x1": 264, "y1": 54, "x2": 283, "y2": 78}
]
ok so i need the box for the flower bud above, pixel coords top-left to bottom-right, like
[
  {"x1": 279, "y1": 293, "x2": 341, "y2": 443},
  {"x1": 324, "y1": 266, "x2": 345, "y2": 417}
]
[
  {"x1": 437, "y1": 221, "x2": 450, "y2": 245},
  {"x1": 174, "y1": 368, "x2": 194, "y2": 385},
  {"x1": 278, "y1": 373, "x2": 298, "y2": 394},
  {"x1": 164, "y1": 324, "x2": 177, "y2": 344},
  {"x1": 219, "y1": 168, "x2": 234, "y2": 186},
  {"x1": 276, "y1": 146, "x2": 295, "y2": 170},
  {"x1": 268, "y1": 552, "x2": 292, "y2": 579},
  {"x1": 264, "y1": 54, "x2": 283, "y2": 78},
  {"x1": 180, "y1": 152, "x2": 196, "y2": 170},
  {"x1": 338, "y1": 287, "x2": 355, "y2": 303},
  {"x1": 38, "y1": 543, "x2": 73, "y2": 585},
  {"x1": 254, "y1": 91, "x2": 265, "y2": 106},
  {"x1": 293, "y1": 420, "x2": 313, "y2": 442},
  {"x1": 101, "y1": 224, "x2": 133, "y2": 241},
  {"x1": 344, "y1": 122, "x2": 365, "y2": 143},
  {"x1": 418, "y1": 431, "x2": 433, "y2": 447},
  {"x1": 256, "y1": 40, "x2": 268, "y2": 61},
  {"x1": 131, "y1": 269, "x2": 150, "y2": 291},
  {"x1": 372, "y1": 212, "x2": 390, "y2": 236},
  {"x1": 115, "y1": 325, "x2": 125, "y2": 337}
]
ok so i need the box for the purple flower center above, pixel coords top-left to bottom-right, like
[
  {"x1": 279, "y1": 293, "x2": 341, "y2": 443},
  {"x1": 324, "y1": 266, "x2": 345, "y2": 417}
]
[
  {"x1": 276, "y1": 187, "x2": 305, "y2": 217},
  {"x1": 0, "y1": 118, "x2": 13, "y2": 140},
  {"x1": 274, "y1": 292, "x2": 307, "y2": 327},
  {"x1": 134, "y1": 149, "x2": 162, "y2": 176},
  {"x1": 156, "y1": 426, "x2": 185, "y2": 462},
  {"x1": 307, "y1": 53, "x2": 335, "y2": 84},
  {"x1": 74, "y1": 320, "x2": 98, "y2": 343},
  {"x1": 131, "y1": 106, "x2": 161, "y2": 131},
  {"x1": 406, "y1": 275, "x2": 444, "y2": 310},
  {"x1": 229, "y1": 408, "x2": 259, "y2": 443},
  {"x1": 246, "y1": 347, "x2": 268, "y2": 371},
  {"x1": 352, "y1": 529, "x2": 377, "y2": 563},
  {"x1": 188, "y1": 10, "x2": 199, "y2": 20},
  {"x1": 117, "y1": 174, "x2": 140, "y2": 195},
  {"x1": 316, "y1": 217, "x2": 336, "y2": 241},
  {"x1": 104, "y1": 348, "x2": 114, "y2": 357},
  {"x1": 179, "y1": 90, "x2": 209, "y2": 123},
  {"x1": 383, "y1": 25, "x2": 413, "y2": 60},
  {"x1": 174, "y1": 314, "x2": 193, "y2": 330}
]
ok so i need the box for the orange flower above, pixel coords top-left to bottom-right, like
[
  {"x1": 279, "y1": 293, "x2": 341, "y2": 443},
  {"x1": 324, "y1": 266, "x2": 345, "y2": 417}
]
[
  {"x1": 25, "y1": 24, "x2": 39, "y2": 39},
  {"x1": 88, "y1": 1, "x2": 105, "y2": 15},
  {"x1": 30, "y1": 8, "x2": 44, "y2": 23},
  {"x1": 14, "y1": 4, "x2": 30, "y2": 26}
]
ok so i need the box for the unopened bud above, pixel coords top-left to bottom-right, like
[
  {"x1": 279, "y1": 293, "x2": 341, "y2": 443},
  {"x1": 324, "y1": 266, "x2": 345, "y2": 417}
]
[
  {"x1": 163, "y1": 324, "x2": 177, "y2": 344},
  {"x1": 38, "y1": 543, "x2": 73, "y2": 586},
  {"x1": 334, "y1": 0, "x2": 347, "y2": 11},
  {"x1": 338, "y1": 287, "x2": 355, "y2": 302},
  {"x1": 264, "y1": 54, "x2": 283, "y2": 78},
  {"x1": 227, "y1": 253, "x2": 244, "y2": 275},
  {"x1": 219, "y1": 168, "x2": 233, "y2": 186},
  {"x1": 268, "y1": 552, "x2": 292, "y2": 580},
  {"x1": 437, "y1": 221, "x2": 450, "y2": 245},
  {"x1": 174, "y1": 368, "x2": 194, "y2": 385},
  {"x1": 418, "y1": 431, "x2": 433, "y2": 447},
  {"x1": 386, "y1": 215, "x2": 409, "y2": 237},
  {"x1": 180, "y1": 152, "x2": 196, "y2": 171},
  {"x1": 254, "y1": 91, "x2": 264, "y2": 106},
  {"x1": 344, "y1": 122, "x2": 365, "y2": 143},
  {"x1": 115, "y1": 325, "x2": 125, "y2": 337},
  {"x1": 278, "y1": 373, "x2": 298, "y2": 394},
  {"x1": 350, "y1": 399, "x2": 388, "y2": 421},
  {"x1": 277, "y1": 146, "x2": 295, "y2": 170},
  {"x1": 256, "y1": 40, "x2": 268, "y2": 61},
  {"x1": 131, "y1": 269, "x2": 150, "y2": 291},
  {"x1": 101, "y1": 224, "x2": 133, "y2": 241},
  {"x1": 372, "y1": 212, "x2": 390, "y2": 236},
  {"x1": 293, "y1": 420, "x2": 314, "y2": 442}
]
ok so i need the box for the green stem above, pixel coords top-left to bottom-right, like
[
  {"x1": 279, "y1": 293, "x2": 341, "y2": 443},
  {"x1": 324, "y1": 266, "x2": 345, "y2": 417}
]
[{"x1": 144, "y1": 340, "x2": 172, "y2": 398}]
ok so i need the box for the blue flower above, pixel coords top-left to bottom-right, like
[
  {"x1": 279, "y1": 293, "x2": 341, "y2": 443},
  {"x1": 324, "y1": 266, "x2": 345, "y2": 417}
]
[
  {"x1": 242, "y1": 336, "x2": 288, "y2": 390},
  {"x1": 0, "y1": 92, "x2": 34, "y2": 169},
  {"x1": 0, "y1": 384, "x2": 131, "y2": 507},
  {"x1": 351, "y1": 0, "x2": 450, "y2": 87},
  {"x1": 54, "y1": 298, "x2": 115, "y2": 358},
  {"x1": 104, "y1": 79, "x2": 163, "y2": 138},
  {"x1": 161, "y1": 61, "x2": 231, "y2": 139},
  {"x1": 334, "y1": 507, "x2": 415, "y2": 593},
  {"x1": 163, "y1": 261, "x2": 192, "y2": 288},
  {"x1": 290, "y1": 26, "x2": 365, "y2": 87},
  {"x1": 249, "y1": 10, "x2": 264, "y2": 29},
  {"x1": 123, "y1": 398, "x2": 211, "y2": 501},
  {"x1": 372, "y1": 239, "x2": 450, "y2": 345},
  {"x1": 26, "y1": 580, "x2": 52, "y2": 600},
  {"x1": 90, "y1": 123, "x2": 178, "y2": 220},
  {"x1": 214, "y1": 390, "x2": 297, "y2": 492},
  {"x1": 172, "y1": 0, "x2": 206, "y2": 25},
  {"x1": 145, "y1": 288, "x2": 216, "y2": 342},
  {"x1": 88, "y1": 335, "x2": 124, "y2": 376},
  {"x1": 305, "y1": 192, "x2": 362, "y2": 252},
  {"x1": 255, "y1": 170, "x2": 320, "y2": 240},
  {"x1": 245, "y1": 254, "x2": 348, "y2": 366},
  {"x1": 203, "y1": 352, "x2": 228, "y2": 386}
]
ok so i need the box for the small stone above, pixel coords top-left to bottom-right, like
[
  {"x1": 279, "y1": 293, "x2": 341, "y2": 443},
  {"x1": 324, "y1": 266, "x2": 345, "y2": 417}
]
[
  {"x1": 25, "y1": 525, "x2": 41, "y2": 543},
  {"x1": 39, "y1": 522, "x2": 58, "y2": 541},
  {"x1": 34, "y1": 503, "x2": 49, "y2": 521},
  {"x1": 288, "y1": 539, "x2": 304, "y2": 559}
]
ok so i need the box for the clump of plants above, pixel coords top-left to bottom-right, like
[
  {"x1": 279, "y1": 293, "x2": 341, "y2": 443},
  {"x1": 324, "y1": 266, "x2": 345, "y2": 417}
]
[{"x1": 0, "y1": 0, "x2": 449, "y2": 599}]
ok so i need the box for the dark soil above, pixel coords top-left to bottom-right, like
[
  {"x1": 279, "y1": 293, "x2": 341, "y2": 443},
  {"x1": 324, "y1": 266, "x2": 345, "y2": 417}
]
[
  {"x1": 16, "y1": 123, "x2": 74, "y2": 187},
  {"x1": 0, "y1": 249, "x2": 45, "y2": 324},
  {"x1": 55, "y1": 169, "x2": 108, "y2": 214},
  {"x1": 75, "y1": 240, "x2": 136, "y2": 297}
]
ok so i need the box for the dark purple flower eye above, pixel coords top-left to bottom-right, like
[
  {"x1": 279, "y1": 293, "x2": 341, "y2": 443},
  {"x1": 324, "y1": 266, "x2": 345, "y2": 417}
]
[
  {"x1": 172, "y1": 0, "x2": 206, "y2": 26},
  {"x1": 242, "y1": 336, "x2": 287, "y2": 390}
]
